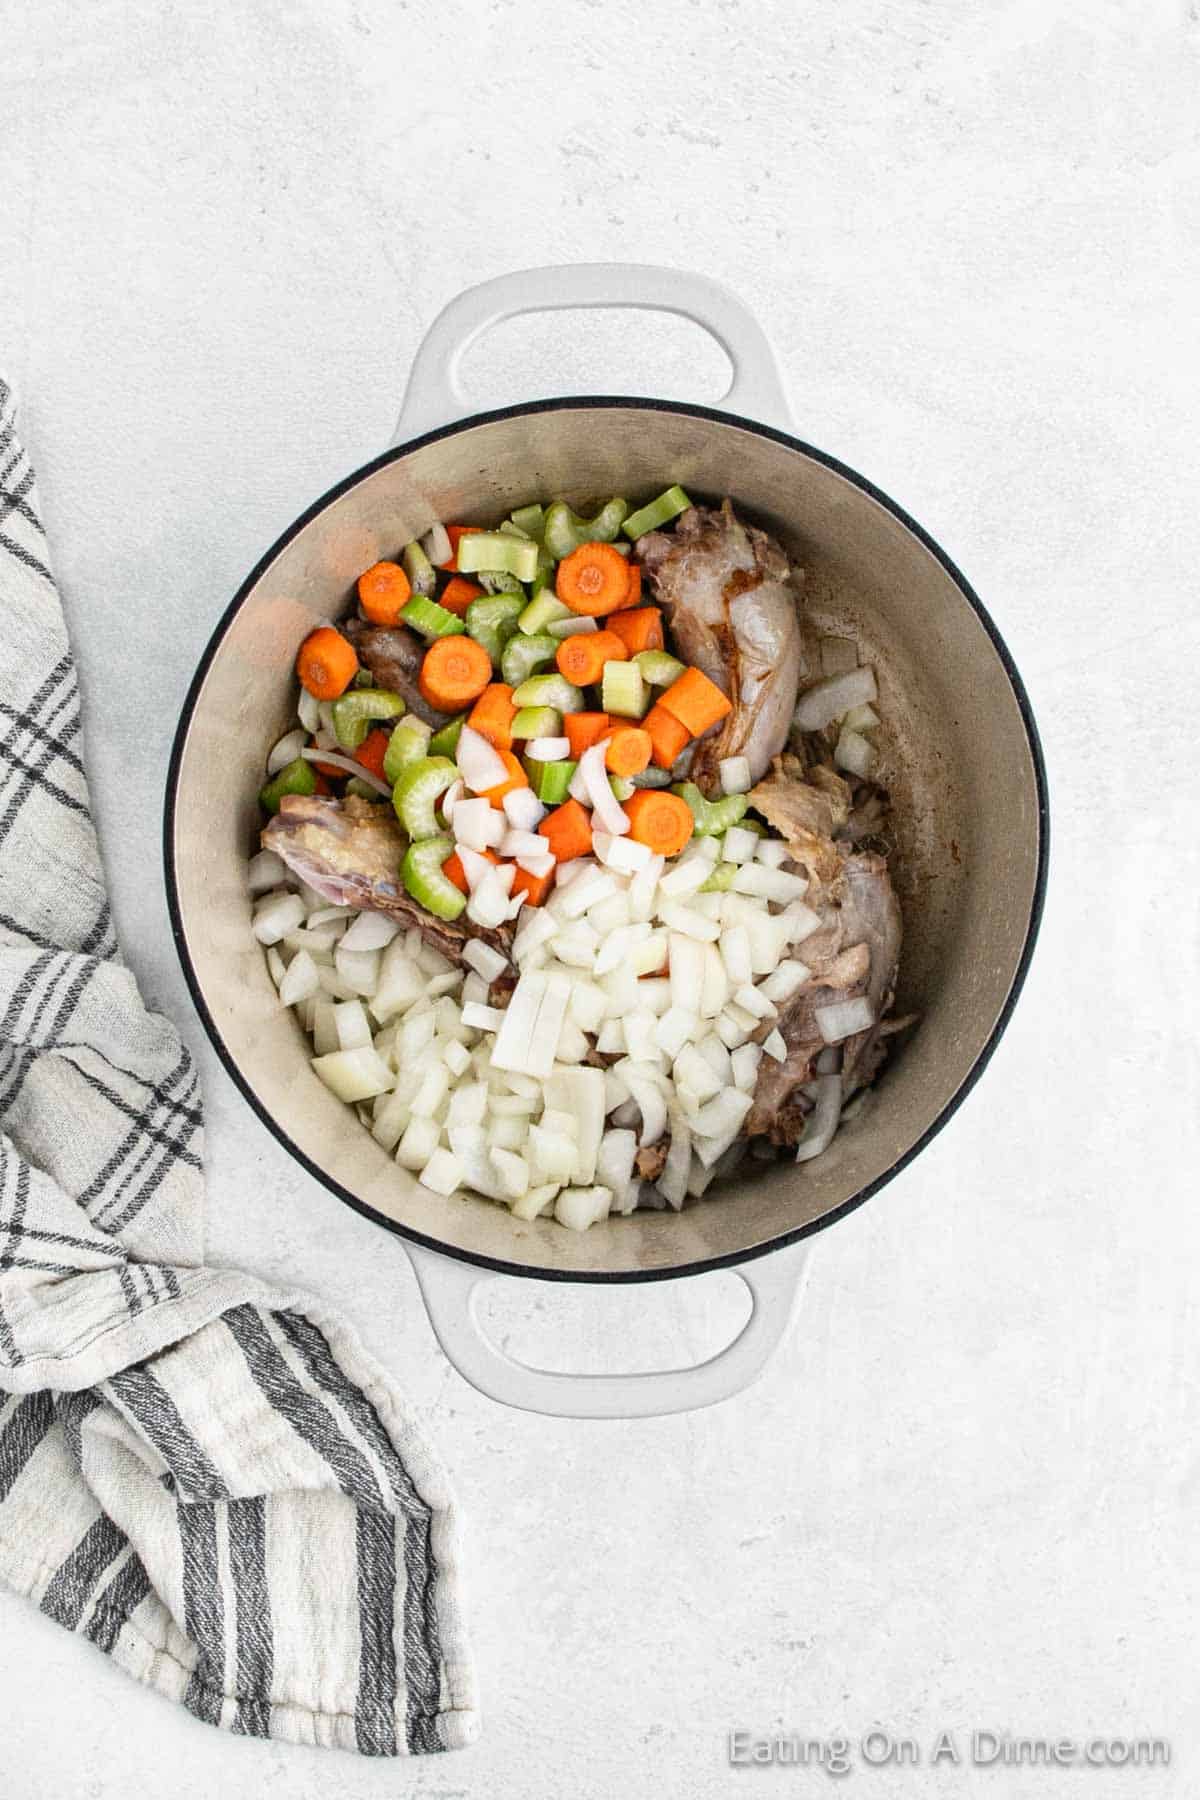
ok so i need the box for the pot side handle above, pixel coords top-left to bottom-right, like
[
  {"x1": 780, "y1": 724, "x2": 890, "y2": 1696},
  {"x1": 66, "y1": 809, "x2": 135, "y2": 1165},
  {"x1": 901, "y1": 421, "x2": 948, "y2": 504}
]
[
  {"x1": 403, "y1": 1239, "x2": 811, "y2": 1419},
  {"x1": 391, "y1": 263, "x2": 793, "y2": 443}
]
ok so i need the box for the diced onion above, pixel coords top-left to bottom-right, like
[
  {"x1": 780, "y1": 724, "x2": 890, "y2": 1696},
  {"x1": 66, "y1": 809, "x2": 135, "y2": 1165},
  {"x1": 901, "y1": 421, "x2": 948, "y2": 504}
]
[
  {"x1": 503, "y1": 786, "x2": 546, "y2": 831},
  {"x1": 298, "y1": 748, "x2": 391, "y2": 796},
  {"x1": 268, "y1": 728, "x2": 308, "y2": 775},
  {"x1": 834, "y1": 727, "x2": 875, "y2": 779},
  {"x1": 578, "y1": 743, "x2": 630, "y2": 836},
  {"x1": 422, "y1": 521, "x2": 451, "y2": 565},
  {"x1": 524, "y1": 737, "x2": 570, "y2": 762},
  {"x1": 252, "y1": 892, "x2": 306, "y2": 945},
  {"x1": 467, "y1": 869, "x2": 512, "y2": 929},
  {"x1": 339, "y1": 911, "x2": 401, "y2": 952},
  {"x1": 793, "y1": 666, "x2": 878, "y2": 731},
  {"x1": 463, "y1": 939, "x2": 507, "y2": 984},
  {"x1": 718, "y1": 756, "x2": 752, "y2": 796},
  {"x1": 298, "y1": 687, "x2": 321, "y2": 734},
  {"x1": 815, "y1": 997, "x2": 875, "y2": 1043},
  {"x1": 279, "y1": 949, "x2": 320, "y2": 1007},
  {"x1": 794, "y1": 1073, "x2": 842, "y2": 1163},
  {"x1": 247, "y1": 849, "x2": 287, "y2": 894},
  {"x1": 456, "y1": 724, "x2": 508, "y2": 794}
]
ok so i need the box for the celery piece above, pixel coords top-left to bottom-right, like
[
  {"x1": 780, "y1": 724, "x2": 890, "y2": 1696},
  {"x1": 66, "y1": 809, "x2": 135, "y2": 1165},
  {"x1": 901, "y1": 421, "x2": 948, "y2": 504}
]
[
  {"x1": 426, "y1": 712, "x2": 466, "y2": 759},
  {"x1": 477, "y1": 569, "x2": 523, "y2": 595},
  {"x1": 499, "y1": 519, "x2": 530, "y2": 540},
  {"x1": 511, "y1": 672, "x2": 585, "y2": 713},
  {"x1": 511, "y1": 706, "x2": 561, "y2": 740},
  {"x1": 700, "y1": 860, "x2": 737, "y2": 892},
  {"x1": 518, "y1": 590, "x2": 571, "y2": 635},
  {"x1": 402, "y1": 539, "x2": 437, "y2": 597},
  {"x1": 392, "y1": 756, "x2": 458, "y2": 840},
  {"x1": 634, "y1": 649, "x2": 686, "y2": 689},
  {"x1": 609, "y1": 775, "x2": 636, "y2": 802},
  {"x1": 466, "y1": 594, "x2": 524, "y2": 666},
  {"x1": 401, "y1": 835, "x2": 465, "y2": 922},
  {"x1": 672, "y1": 781, "x2": 749, "y2": 837},
  {"x1": 399, "y1": 596, "x2": 465, "y2": 640},
  {"x1": 525, "y1": 757, "x2": 577, "y2": 806},
  {"x1": 510, "y1": 503, "x2": 546, "y2": 539},
  {"x1": 623, "y1": 485, "x2": 692, "y2": 541},
  {"x1": 345, "y1": 776, "x2": 379, "y2": 801},
  {"x1": 331, "y1": 687, "x2": 406, "y2": 751},
  {"x1": 456, "y1": 532, "x2": 540, "y2": 582},
  {"x1": 601, "y1": 659, "x2": 648, "y2": 719},
  {"x1": 353, "y1": 668, "x2": 374, "y2": 688},
  {"x1": 382, "y1": 721, "x2": 433, "y2": 785},
  {"x1": 259, "y1": 756, "x2": 316, "y2": 814},
  {"x1": 501, "y1": 632, "x2": 558, "y2": 688},
  {"x1": 542, "y1": 497, "x2": 629, "y2": 561}
]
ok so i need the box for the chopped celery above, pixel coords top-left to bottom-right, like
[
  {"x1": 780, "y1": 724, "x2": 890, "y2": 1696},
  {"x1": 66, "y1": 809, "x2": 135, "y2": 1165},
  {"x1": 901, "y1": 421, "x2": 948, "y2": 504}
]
[
  {"x1": 672, "y1": 781, "x2": 749, "y2": 837},
  {"x1": 259, "y1": 756, "x2": 316, "y2": 814},
  {"x1": 401, "y1": 835, "x2": 465, "y2": 922},
  {"x1": 466, "y1": 594, "x2": 524, "y2": 666},
  {"x1": 601, "y1": 659, "x2": 648, "y2": 719},
  {"x1": 392, "y1": 756, "x2": 458, "y2": 840},
  {"x1": 623, "y1": 485, "x2": 692, "y2": 540},
  {"x1": 499, "y1": 519, "x2": 531, "y2": 539},
  {"x1": 511, "y1": 672, "x2": 585, "y2": 713},
  {"x1": 345, "y1": 776, "x2": 378, "y2": 801},
  {"x1": 382, "y1": 721, "x2": 433, "y2": 785},
  {"x1": 609, "y1": 775, "x2": 636, "y2": 802},
  {"x1": 427, "y1": 712, "x2": 466, "y2": 759},
  {"x1": 511, "y1": 706, "x2": 561, "y2": 740},
  {"x1": 353, "y1": 668, "x2": 374, "y2": 688},
  {"x1": 525, "y1": 757, "x2": 577, "y2": 805},
  {"x1": 399, "y1": 596, "x2": 465, "y2": 640},
  {"x1": 331, "y1": 687, "x2": 406, "y2": 750},
  {"x1": 510, "y1": 502, "x2": 546, "y2": 539},
  {"x1": 700, "y1": 860, "x2": 737, "y2": 892},
  {"x1": 456, "y1": 532, "x2": 540, "y2": 582},
  {"x1": 542, "y1": 497, "x2": 629, "y2": 560},
  {"x1": 402, "y1": 539, "x2": 437, "y2": 597},
  {"x1": 501, "y1": 631, "x2": 558, "y2": 688},
  {"x1": 518, "y1": 590, "x2": 571, "y2": 635},
  {"x1": 477, "y1": 569, "x2": 523, "y2": 594},
  {"x1": 634, "y1": 649, "x2": 686, "y2": 688}
]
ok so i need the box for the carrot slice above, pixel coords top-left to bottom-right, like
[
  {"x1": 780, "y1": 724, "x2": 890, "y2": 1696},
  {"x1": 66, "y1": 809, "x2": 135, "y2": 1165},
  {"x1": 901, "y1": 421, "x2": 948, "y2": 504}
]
[
  {"x1": 563, "y1": 711, "x2": 611, "y2": 758},
  {"x1": 467, "y1": 682, "x2": 517, "y2": 751},
  {"x1": 625, "y1": 789, "x2": 694, "y2": 857},
  {"x1": 443, "y1": 846, "x2": 499, "y2": 894},
  {"x1": 418, "y1": 636, "x2": 492, "y2": 710},
  {"x1": 538, "y1": 797, "x2": 593, "y2": 862},
  {"x1": 554, "y1": 628, "x2": 627, "y2": 688},
  {"x1": 357, "y1": 560, "x2": 412, "y2": 627},
  {"x1": 643, "y1": 702, "x2": 692, "y2": 770},
  {"x1": 556, "y1": 542, "x2": 632, "y2": 617},
  {"x1": 441, "y1": 524, "x2": 482, "y2": 571},
  {"x1": 624, "y1": 562, "x2": 643, "y2": 608},
  {"x1": 296, "y1": 626, "x2": 358, "y2": 700},
  {"x1": 480, "y1": 749, "x2": 528, "y2": 809},
  {"x1": 354, "y1": 728, "x2": 392, "y2": 781},
  {"x1": 659, "y1": 666, "x2": 733, "y2": 737},
  {"x1": 607, "y1": 605, "x2": 663, "y2": 656},
  {"x1": 440, "y1": 575, "x2": 485, "y2": 618},
  {"x1": 511, "y1": 863, "x2": 555, "y2": 907},
  {"x1": 604, "y1": 725, "x2": 652, "y2": 778}
]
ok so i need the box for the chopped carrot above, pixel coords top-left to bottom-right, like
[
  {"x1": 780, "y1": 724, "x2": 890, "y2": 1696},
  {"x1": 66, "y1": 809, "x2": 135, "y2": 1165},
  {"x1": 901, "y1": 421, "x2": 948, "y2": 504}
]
[
  {"x1": 442, "y1": 524, "x2": 482, "y2": 571},
  {"x1": 643, "y1": 702, "x2": 692, "y2": 770},
  {"x1": 297, "y1": 626, "x2": 358, "y2": 700},
  {"x1": 604, "y1": 725, "x2": 652, "y2": 778},
  {"x1": 624, "y1": 562, "x2": 643, "y2": 608},
  {"x1": 443, "y1": 846, "x2": 499, "y2": 894},
  {"x1": 538, "y1": 797, "x2": 592, "y2": 863},
  {"x1": 354, "y1": 728, "x2": 392, "y2": 781},
  {"x1": 625, "y1": 789, "x2": 694, "y2": 858},
  {"x1": 659, "y1": 666, "x2": 733, "y2": 737},
  {"x1": 308, "y1": 736, "x2": 347, "y2": 779},
  {"x1": 418, "y1": 636, "x2": 492, "y2": 711},
  {"x1": 554, "y1": 628, "x2": 627, "y2": 688},
  {"x1": 556, "y1": 541, "x2": 632, "y2": 617},
  {"x1": 563, "y1": 711, "x2": 611, "y2": 758},
  {"x1": 467, "y1": 682, "x2": 517, "y2": 751},
  {"x1": 439, "y1": 575, "x2": 485, "y2": 618},
  {"x1": 607, "y1": 605, "x2": 663, "y2": 656},
  {"x1": 312, "y1": 772, "x2": 332, "y2": 796},
  {"x1": 357, "y1": 560, "x2": 411, "y2": 627},
  {"x1": 511, "y1": 863, "x2": 555, "y2": 907},
  {"x1": 480, "y1": 750, "x2": 528, "y2": 810}
]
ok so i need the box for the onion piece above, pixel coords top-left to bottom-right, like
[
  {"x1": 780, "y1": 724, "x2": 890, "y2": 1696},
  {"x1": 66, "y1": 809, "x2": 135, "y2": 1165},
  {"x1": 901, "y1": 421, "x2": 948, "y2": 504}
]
[
  {"x1": 814, "y1": 997, "x2": 874, "y2": 1044},
  {"x1": 718, "y1": 755, "x2": 752, "y2": 796},
  {"x1": 467, "y1": 869, "x2": 512, "y2": 929},
  {"x1": 456, "y1": 724, "x2": 508, "y2": 794},
  {"x1": 298, "y1": 748, "x2": 391, "y2": 795},
  {"x1": 421, "y1": 520, "x2": 451, "y2": 566},
  {"x1": 524, "y1": 736, "x2": 571, "y2": 762},
  {"x1": 463, "y1": 938, "x2": 508, "y2": 984},
  {"x1": 793, "y1": 666, "x2": 878, "y2": 731},
  {"x1": 248, "y1": 848, "x2": 287, "y2": 894},
  {"x1": 297, "y1": 687, "x2": 321, "y2": 734},
  {"x1": 268, "y1": 728, "x2": 308, "y2": 775},
  {"x1": 500, "y1": 828, "x2": 545, "y2": 859},
  {"x1": 547, "y1": 615, "x2": 599, "y2": 639},
  {"x1": 441, "y1": 778, "x2": 465, "y2": 825},
  {"x1": 339, "y1": 911, "x2": 401, "y2": 952},
  {"x1": 502, "y1": 786, "x2": 546, "y2": 831},
  {"x1": 455, "y1": 844, "x2": 497, "y2": 893},
  {"x1": 794, "y1": 1073, "x2": 842, "y2": 1163},
  {"x1": 834, "y1": 726, "x2": 875, "y2": 779},
  {"x1": 578, "y1": 742, "x2": 630, "y2": 836}
]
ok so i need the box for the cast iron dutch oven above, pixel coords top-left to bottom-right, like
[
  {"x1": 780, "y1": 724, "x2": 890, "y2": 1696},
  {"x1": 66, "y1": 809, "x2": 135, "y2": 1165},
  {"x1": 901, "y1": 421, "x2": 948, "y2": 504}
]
[{"x1": 165, "y1": 265, "x2": 1048, "y2": 1418}]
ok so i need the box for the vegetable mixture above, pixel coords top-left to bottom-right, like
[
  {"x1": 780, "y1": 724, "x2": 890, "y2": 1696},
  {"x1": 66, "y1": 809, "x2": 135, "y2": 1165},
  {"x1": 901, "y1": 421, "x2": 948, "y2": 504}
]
[{"x1": 252, "y1": 489, "x2": 905, "y2": 1229}]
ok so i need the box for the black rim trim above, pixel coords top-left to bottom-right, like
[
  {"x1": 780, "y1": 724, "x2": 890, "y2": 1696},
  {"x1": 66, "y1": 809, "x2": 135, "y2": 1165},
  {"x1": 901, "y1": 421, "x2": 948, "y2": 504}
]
[{"x1": 164, "y1": 395, "x2": 1050, "y2": 1286}]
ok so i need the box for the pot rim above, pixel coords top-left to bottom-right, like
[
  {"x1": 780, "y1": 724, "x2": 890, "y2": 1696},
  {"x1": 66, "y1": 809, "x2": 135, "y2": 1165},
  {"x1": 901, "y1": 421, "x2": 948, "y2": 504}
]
[{"x1": 163, "y1": 395, "x2": 1050, "y2": 1285}]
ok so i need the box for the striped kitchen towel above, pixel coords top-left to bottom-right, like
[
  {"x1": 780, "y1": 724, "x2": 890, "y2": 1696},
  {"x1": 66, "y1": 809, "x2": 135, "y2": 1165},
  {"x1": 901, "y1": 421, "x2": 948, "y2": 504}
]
[{"x1": 0, "y1": 377, "x2": 478, "y2": 1755}]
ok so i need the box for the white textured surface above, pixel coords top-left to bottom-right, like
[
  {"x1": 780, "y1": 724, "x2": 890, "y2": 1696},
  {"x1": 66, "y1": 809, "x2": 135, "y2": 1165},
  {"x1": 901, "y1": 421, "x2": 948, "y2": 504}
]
[{"x1": 1, "y1": 2, "x2": 1197, "y2": 1795}]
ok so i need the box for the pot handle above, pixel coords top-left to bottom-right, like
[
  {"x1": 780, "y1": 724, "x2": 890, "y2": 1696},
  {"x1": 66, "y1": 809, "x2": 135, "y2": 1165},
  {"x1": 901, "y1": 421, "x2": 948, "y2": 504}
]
[
  {"x1": 403, "y1": 1239, "x2": 811, "y2": 1419},
  {"x1": 391, "y1": 263, "x2": 793, "y2": 443}
]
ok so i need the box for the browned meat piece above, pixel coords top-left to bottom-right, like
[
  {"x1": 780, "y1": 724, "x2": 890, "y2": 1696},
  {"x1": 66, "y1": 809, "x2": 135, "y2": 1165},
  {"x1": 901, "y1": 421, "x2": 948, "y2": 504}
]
[
  {"x1": 262, "y1": 794, "x2": 512, "y2": 966},
  {"x1": 639, "y1": 501, "x2": 803, "y2": 791},
  {"x1": 342, "y1": 618, "x2": 453, "y2": 729},
  {"x1": 635, "y1": 1143, "x2": 668, "y2": 1182},
  {"x1": 746, "y1": 758, "x2": 845, "y2": 892}
]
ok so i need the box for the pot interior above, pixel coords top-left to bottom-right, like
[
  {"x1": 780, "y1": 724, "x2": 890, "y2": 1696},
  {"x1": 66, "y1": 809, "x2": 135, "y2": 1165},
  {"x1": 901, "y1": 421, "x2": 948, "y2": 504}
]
[{"x1": 169, "y1": 404, "x2": 1044, "y2": 1279}]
